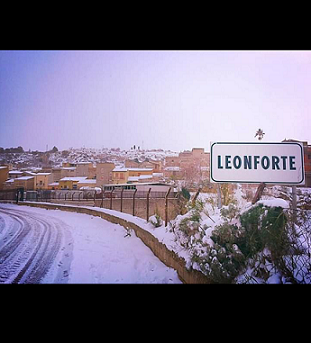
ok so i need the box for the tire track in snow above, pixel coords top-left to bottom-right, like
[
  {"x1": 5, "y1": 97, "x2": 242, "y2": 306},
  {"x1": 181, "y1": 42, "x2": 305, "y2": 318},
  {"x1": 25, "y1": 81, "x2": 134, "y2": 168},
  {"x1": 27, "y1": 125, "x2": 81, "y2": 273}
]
[{"x1": 0, "y1": 206, "x2": 68, "y2": 283}]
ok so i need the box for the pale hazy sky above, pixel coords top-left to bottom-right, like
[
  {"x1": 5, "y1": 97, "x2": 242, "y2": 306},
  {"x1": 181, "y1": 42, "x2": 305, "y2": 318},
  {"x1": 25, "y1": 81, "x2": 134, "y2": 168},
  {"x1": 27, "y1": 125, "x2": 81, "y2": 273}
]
[{"x1": 0, "y1": 50, "x2": 310, "y2": 152}]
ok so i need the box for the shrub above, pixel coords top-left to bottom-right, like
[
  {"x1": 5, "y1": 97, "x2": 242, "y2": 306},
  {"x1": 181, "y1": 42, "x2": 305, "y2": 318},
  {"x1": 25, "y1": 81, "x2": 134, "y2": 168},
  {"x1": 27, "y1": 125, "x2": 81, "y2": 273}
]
[
  {"x1": 181, "y1": 187, "x2": 191, "y2": 201},
  {"x1": 192, "y1": 203, "x2": 291, "y2": 283},
  {"x1": 149, "y1": 213, "x2": 163, "y2": 228},
  {"x1": 239, "y1": 204, "x2": 289, "y2": 260},
  {"x1": 220, "y1": 203, "x2": 240, "y2": 223}
]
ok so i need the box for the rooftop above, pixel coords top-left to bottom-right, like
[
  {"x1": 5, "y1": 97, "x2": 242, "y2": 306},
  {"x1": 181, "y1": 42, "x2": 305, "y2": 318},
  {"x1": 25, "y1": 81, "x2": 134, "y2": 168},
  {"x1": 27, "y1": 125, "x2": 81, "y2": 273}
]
[
  {"x1": 59, "y1": 177, "x2": 96, "y2": 183},
  {"x1": 112, "y1": 167, "x2": 154, "y2": 172},
  {"x1": 15, "y1": 176, "x2": 34, "y2": 180}
]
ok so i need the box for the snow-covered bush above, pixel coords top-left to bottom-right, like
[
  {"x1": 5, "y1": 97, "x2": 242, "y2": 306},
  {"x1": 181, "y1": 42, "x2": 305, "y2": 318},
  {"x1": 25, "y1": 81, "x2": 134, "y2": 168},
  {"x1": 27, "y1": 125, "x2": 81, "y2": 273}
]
[
  {"x1": 240, "y1": 204, "x2": 289, "y2": 258},
  {"x1": 220, "y1": 202, "x2": 240, "y2": 223},
  {"x1": 192, "y1": 204, "x2": 291, "y2": 283},
  {"x1": 172, "y1": 200, "x2": 204, "y2": 249},
  {"x1": 149, "y1": 214, "x2": 163, "y2": 228},
  {"x1": 199, "y1": 223, "x2": 246, "y2": 283},
  {"x1": 167, "y1": 186, "x2": 311, "y2": 283}
]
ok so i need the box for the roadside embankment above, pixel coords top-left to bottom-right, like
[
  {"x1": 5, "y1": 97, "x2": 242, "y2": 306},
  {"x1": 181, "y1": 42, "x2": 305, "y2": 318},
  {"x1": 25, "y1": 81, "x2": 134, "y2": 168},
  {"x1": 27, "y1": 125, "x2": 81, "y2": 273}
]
[{"x1": 17, "y1": 201, "x2": 212, "y2": 284}]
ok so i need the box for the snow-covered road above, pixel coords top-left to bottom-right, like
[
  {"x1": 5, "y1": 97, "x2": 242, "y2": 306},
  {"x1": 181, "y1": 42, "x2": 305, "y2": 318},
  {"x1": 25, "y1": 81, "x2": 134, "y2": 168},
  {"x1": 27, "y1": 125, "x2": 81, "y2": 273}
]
[{"x1": 0, "y1": 204, "x2": 181, "y2": 284}]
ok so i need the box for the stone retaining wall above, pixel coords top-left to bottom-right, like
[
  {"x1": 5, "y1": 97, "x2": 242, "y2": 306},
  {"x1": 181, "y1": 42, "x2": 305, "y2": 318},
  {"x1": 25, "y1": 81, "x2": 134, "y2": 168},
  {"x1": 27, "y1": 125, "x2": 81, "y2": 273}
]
[{"x1": 18, "y1": 202, "x2": 212, "y2": 284}]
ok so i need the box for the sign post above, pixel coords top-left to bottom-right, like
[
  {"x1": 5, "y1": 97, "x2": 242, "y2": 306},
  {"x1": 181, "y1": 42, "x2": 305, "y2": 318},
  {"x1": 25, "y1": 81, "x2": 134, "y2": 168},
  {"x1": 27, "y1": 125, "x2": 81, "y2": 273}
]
[{"x1": 292, "y1": 185, "x2": 297, "y2": 224}]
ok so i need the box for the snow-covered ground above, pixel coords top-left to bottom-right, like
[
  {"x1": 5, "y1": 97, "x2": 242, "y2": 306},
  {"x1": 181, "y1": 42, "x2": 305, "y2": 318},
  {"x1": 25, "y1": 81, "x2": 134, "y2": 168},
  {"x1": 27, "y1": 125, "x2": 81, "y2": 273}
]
[
  {"x1": 0, "y1": 203, "x2": 181, "y2": 284},
  {"x1": 95, "y1": 185, "x2": 311, "y2": 284},
  {"x1": 1, "y1": 184, "x2": 310, "y2": 284}
]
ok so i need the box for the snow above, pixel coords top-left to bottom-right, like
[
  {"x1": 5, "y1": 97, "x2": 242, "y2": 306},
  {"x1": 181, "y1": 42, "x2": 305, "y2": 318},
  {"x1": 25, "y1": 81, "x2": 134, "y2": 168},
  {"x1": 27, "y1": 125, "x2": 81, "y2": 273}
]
[
  {"x1": 0, "y1": 203, "x2": 181, "y2": 284},
  {"x1": 164, "y1": 167, "x2": 181, "y2": 171},
  {"x1": 1, "y1": 183, "x2": 310, "y2": 284},
  {"x1": 15, "y1": 176, "x2": 34, "y2": 180},
  {"x1": 257, "y1": 198, "x2": 289, "y2": 209},
  {"x1": 60, "y1": 177, "x2": 88, "y2": 182}
]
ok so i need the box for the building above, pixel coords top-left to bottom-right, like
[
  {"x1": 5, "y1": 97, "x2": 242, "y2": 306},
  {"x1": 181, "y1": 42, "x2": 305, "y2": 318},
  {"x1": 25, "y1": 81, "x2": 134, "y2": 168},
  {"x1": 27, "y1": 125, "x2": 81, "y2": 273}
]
[
  {"x1": 163, "y1": 166, "x2": 183, "y2": 180},
  {"x1": 8, "y1": 170, "x2": 24, "y2": 179},
  {"x1": 282, "y1": 139, "x2": 311, "y2": 188},
  {"x1": 60, "y1": 162, "x2": 95, "y2": 179},
  {"x1": 0, "y1": 166, "x2": 9, "y2": 190},
  {"x1": 96, "y1": 162, "x2": 115, "y2": 188},
  {"x1": 13, "y1": 176, "x2": 35, "y2": 190},
  {"x1": 60, "y1": 167, "x2": 76, "y2": 179},
  {"x1": 305, "y1": 145, "x2": 311, "y2": 187},
  {"x1": 34, "y1": 173, "x2": 53, "y2": 190},
  {"x1": 58, "y1": 176, "x2": 96, "y2": 190},
  {"x1": 51, "y1": 168, "x2": 62, "y2": 182},
  {"x1": 125, "y1": 159, "x2": 162, "y2": 172},
  {"x1": 111, "y1": 167, "x2": 154, "y2": 184},
  {"x1": 164, "y1": 148, "x2": 210, "y2": 185},
  {"x1": 75, "y1": 162, "x2": 94, "y2": 177},
  {"x1": 112, "y1": 167, "x2": 129, "y2": 184},
  {"x1": 50, "y1": 167, "x2": 76, "y2": 183},
  {"x1": 48, "y1": 182, "x2": 60, "y2": 190}
]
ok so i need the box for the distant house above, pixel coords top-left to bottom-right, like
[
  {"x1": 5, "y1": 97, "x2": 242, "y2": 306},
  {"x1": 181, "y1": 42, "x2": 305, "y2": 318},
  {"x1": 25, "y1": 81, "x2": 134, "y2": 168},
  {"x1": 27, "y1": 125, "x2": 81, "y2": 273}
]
[
  {"x1": 112, "y1": 167, "x2": 129, "y2": 184},
  {"x1": 34, "y1": 173, "x2": 53, "y2": 190},
  {"x1": 75, "y1": 162, "x2": 94, "y2": 177},
  {"x1": 0, "y1": 166, "x2": 9, "y2": 190},
  {"x1": 8, "y1": 170, "x2": 24, "y2": 179},
  {"x1": 95, "y1": 162, "x2": 115, "y2": 188},
  {"x1": 48, "y1": 182, "x2": 60, "y2": 190},
  {"x1": 61, "y1": 162, "x2": 95, "y2": 179},
  {"x1": 164, "y1": 148, "x2": 210, "y2": 184},
  {"x1": 59, "y1": 176, "x2": 96, "y2": 190},
  {"x1": 111, "y1": 167, "x2": 154, "y2": 184},
  {"x1": 163, "y1": 166, "x2": 183, "y2": 180},
  {"x1": 125, "y1": 159, "x2": 162, "y2": 172},
  {"x1": 13, "y1": 176, "x2": 35, "y2": 190}
]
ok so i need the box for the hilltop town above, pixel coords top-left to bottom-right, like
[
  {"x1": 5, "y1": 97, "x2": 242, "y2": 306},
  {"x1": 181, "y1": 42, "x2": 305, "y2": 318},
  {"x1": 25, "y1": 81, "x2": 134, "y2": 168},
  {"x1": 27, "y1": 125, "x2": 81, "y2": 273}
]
[
  {"x1": 0, "y1": 146, "x2": 212, "y2": 192},
  {"x1": 1, "y1": 140, "x2": 311, "y2": 193}
]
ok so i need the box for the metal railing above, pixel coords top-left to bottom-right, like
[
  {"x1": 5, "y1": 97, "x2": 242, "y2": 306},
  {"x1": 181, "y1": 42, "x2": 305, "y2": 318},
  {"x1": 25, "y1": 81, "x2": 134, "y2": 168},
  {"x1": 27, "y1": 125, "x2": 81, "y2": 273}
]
[{"x1": 0, "y1": 187, "x2": 178, "y2": 225}]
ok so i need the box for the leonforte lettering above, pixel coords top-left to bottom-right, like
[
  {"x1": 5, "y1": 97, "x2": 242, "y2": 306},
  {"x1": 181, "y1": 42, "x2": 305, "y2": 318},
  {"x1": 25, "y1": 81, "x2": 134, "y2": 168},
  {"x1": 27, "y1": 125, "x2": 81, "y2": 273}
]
[{"x1": 217, "y1": 155, "x2": 296, "y2": 170}]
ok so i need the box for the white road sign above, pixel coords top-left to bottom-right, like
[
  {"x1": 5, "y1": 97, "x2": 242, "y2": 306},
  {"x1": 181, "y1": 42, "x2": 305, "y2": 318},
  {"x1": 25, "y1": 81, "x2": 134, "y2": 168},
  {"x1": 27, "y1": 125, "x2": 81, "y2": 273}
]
[{"x1": 210, "y1": 142, "x2": 305, "y2": 184}]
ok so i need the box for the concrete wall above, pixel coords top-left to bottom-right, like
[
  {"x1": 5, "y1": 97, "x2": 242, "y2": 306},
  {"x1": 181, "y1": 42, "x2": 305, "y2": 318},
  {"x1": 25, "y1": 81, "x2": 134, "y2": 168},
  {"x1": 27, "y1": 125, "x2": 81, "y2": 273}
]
[{"x1": 17, "y1": 202, "x2": 212, "y2": 284}]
